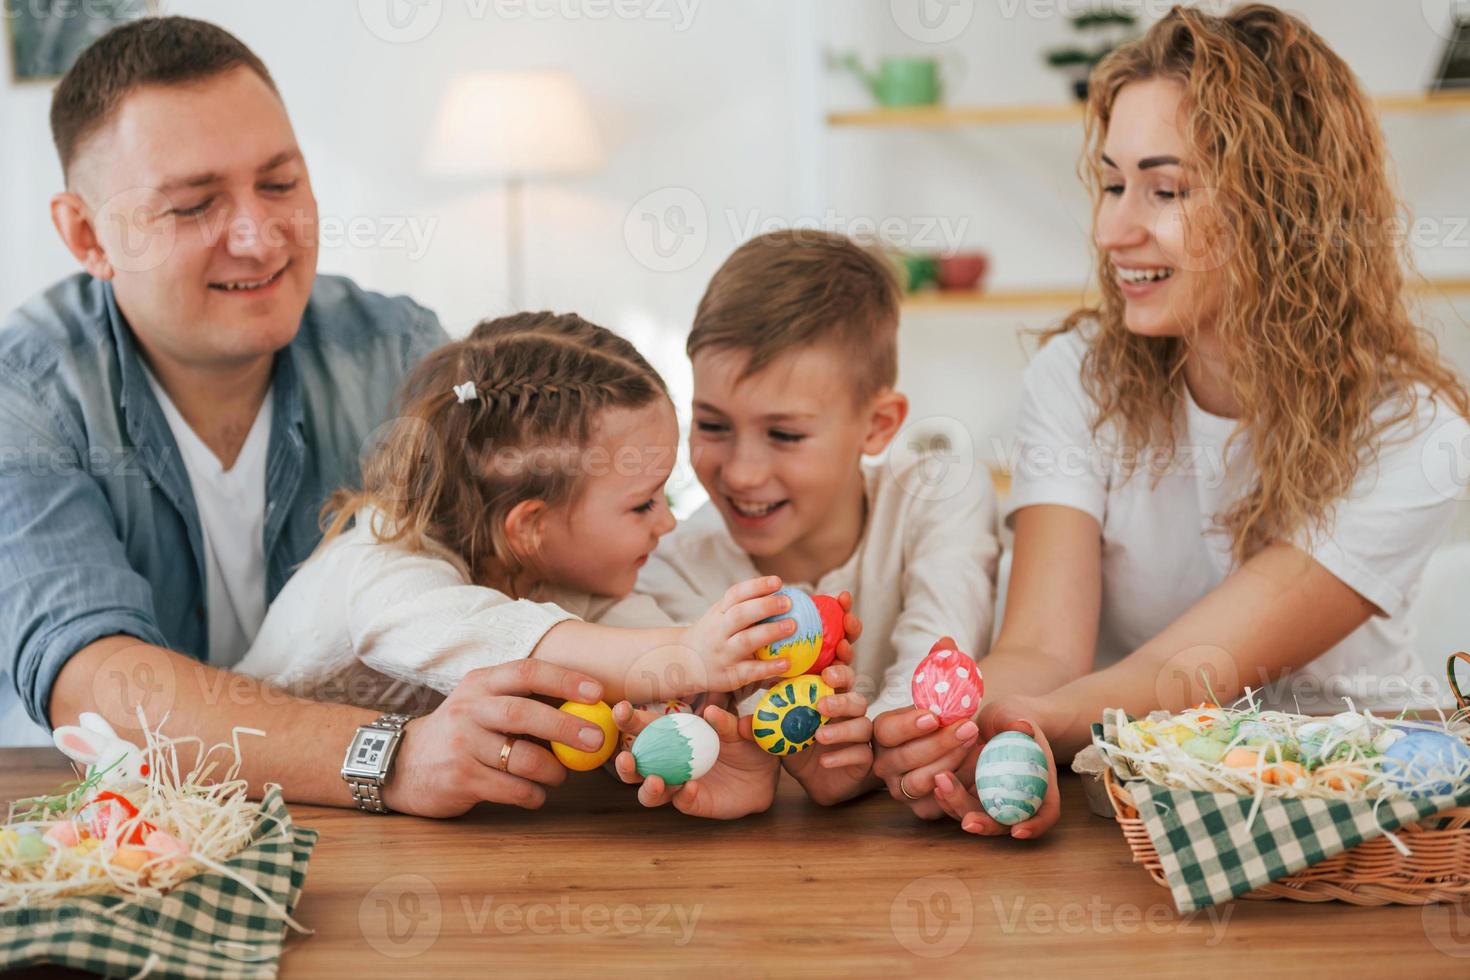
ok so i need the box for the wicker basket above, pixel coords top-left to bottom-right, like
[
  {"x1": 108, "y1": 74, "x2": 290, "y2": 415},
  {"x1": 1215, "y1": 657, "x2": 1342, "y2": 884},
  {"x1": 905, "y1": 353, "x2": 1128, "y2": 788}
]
[
  {"x1": 1104, "y1": 653, "x2": 1470, "y2": 905},
  {"x1": 1103, "y1": 767, "x2": 1470, "y2": 905}
]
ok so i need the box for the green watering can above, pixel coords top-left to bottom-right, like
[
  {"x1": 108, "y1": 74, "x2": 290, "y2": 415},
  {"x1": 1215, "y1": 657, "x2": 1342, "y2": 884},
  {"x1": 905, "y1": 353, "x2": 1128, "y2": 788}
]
[{"x1": 834, "y1": 53, "x2": 962, "y2": 108}]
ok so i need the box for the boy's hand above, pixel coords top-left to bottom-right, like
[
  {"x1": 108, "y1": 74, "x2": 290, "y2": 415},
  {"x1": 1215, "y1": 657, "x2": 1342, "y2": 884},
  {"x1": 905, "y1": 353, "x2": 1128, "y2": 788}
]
[
  {"x1": 831, "y1": 591, "x2": 862, "y2": 665},
  {"x1": 611, "y1": 701, "x2": 779, "y2": 819},
  {"x1": 930, "y1": 712, "x2": 1061, "y2": 840},
  {"x1": 682, "y1": 576, "x2": 798, "y2": 693},
  {"x1": 742, "y1": 663, "x2": 876, "y2": 806}
]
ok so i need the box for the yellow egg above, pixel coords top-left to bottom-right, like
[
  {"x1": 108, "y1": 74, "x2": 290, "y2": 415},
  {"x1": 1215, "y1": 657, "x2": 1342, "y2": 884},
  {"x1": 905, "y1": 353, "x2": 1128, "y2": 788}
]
[
  {"x1": 111, "y1": 846, "x2": 151, "y2": 873},
  {"x1": 551, "y1": 700, "x2": 618, "y2": 772}
]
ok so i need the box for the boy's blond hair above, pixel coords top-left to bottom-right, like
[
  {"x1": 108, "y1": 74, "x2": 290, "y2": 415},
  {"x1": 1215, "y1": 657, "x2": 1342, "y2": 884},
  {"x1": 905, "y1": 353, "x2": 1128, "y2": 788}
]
[{"x1": 687, "y1": 229, "x2": 901, "y2": 402}]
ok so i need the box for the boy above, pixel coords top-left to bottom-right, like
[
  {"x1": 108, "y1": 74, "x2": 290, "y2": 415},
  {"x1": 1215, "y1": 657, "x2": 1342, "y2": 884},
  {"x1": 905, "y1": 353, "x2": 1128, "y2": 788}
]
[{"x1": 638, "y1": 229, "x2": 1000, "y2": 805}]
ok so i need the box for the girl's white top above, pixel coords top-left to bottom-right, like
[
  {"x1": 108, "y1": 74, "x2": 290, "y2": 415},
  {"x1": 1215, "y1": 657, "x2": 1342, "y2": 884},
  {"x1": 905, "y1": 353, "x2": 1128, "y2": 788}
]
[{"x1": 236, "y1": 508, "x2": 673, "y2": 713}]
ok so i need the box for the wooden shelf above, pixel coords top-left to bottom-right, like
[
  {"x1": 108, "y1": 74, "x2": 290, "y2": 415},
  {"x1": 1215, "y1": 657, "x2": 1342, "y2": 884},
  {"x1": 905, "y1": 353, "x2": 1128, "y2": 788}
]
[
  {"x1": 904, "y1": 277, "x2": 1470, "y2": 311},
  {"x1": 829, "y1": 91, "x2": 1470, "y2": 129},
  {"x1": 903, "y1": 286, "x2": 1098, "y2": 310}
]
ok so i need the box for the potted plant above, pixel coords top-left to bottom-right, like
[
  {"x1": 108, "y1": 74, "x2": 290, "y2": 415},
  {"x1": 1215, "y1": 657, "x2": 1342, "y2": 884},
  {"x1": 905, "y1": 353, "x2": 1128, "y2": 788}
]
[{"x1": 1044, "y1": 8, "x2": 1138, "y2": 101}]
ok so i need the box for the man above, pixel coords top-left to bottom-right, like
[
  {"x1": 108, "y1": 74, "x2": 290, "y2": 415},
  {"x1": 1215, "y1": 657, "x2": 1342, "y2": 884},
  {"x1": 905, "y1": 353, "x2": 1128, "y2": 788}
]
[{"x1": 0, "y1": 17, "x2": 610, "y2": 817}]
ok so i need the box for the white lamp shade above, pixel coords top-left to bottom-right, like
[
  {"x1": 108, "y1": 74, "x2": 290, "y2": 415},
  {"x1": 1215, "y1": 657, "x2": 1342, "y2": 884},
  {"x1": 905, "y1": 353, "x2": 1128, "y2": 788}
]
[{"x1": 422, "y1": 71, "x2": 605, "y2": 179}]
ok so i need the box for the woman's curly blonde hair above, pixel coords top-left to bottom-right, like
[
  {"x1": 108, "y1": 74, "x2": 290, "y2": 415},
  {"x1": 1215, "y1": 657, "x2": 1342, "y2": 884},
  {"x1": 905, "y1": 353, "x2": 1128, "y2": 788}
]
[{"x1": 1050, "y1": 3, "x2": 1469, "y2": 562}]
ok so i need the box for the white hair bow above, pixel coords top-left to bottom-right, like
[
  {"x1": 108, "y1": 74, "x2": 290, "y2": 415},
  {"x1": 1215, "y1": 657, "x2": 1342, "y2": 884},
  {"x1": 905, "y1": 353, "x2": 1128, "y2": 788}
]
[{"x1": 453, "y1": 381, "x2": 478, "y2": 404}]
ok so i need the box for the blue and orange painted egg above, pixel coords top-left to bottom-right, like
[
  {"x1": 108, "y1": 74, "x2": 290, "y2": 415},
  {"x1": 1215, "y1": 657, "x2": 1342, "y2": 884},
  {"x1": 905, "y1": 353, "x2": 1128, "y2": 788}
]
[
  {"x1": 753, "y1": 676, "x2": 835, "y2": 755},
  {"x1": 755, "y1": 586, "x2": 825, "y2": 677}
]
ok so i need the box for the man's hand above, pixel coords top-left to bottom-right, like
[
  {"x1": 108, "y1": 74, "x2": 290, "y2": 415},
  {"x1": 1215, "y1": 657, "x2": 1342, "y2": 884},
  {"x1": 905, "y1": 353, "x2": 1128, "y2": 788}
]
[{"x1": 383, "y1": 660, "x2": 612, "y2": 818}]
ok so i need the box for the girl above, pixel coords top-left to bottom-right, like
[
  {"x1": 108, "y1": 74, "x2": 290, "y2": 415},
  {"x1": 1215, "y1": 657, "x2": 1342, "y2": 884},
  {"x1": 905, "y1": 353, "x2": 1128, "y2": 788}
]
[
  {"x1": 238, "y1": 313, "x2": 859, "y2": 741},
  {"x1": 875, "y1": 4, "x2": 1470, "y2": 835}
]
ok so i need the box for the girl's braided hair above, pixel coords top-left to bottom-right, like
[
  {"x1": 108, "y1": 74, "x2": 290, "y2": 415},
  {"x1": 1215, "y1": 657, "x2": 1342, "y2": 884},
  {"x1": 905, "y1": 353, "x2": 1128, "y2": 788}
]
[{"x1": 321, "y1": 312, "x2": 670, "y2": 595}]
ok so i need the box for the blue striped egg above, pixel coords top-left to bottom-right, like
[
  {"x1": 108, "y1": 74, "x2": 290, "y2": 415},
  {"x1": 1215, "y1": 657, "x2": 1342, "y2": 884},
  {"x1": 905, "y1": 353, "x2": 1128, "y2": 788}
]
[{"x1": 974, "y1": 731, "x2": 1049, "y2": 826}]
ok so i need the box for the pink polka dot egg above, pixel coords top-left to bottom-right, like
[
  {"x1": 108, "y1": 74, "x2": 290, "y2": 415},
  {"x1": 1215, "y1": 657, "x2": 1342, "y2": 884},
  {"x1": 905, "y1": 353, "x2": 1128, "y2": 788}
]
[{"x1": 910, "y1": 640, "x2": 983, "y2": 725}]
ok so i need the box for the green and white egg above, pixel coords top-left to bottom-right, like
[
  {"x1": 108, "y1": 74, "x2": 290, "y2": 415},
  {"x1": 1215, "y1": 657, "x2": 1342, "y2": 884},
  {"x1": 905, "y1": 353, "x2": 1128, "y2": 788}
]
[
  {"x1": 974, "y1": 731, "x2": 1049, "y2": 826},
  {"x1": 630, "y1": 713, "x2": 720, "y2": 785}
]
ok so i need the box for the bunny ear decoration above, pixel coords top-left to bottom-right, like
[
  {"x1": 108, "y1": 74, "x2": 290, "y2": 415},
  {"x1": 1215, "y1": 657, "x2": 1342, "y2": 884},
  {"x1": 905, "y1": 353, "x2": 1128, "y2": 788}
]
[
  {"x1": 54, "y1": 725, "x2": 104, "y2": 765},
  {"x1": 79, "y1": 712, "x2": 118, "y2": 739}
]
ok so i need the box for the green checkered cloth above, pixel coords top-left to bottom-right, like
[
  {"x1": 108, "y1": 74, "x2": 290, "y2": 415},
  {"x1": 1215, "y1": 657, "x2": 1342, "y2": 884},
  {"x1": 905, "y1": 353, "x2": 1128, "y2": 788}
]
[
  {"x1": 0, "y1": 787, "x2": 316, "y2": 979},
  {"x1": 1094, "y1": 709, "x2": 1470, "y2": 912}
]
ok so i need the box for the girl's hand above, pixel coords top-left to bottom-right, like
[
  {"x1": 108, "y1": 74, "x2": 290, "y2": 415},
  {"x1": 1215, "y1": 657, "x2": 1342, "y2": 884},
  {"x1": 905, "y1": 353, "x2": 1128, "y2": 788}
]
[
  {"x1": 611, "y1": 701, "x2": 779, "y2": 819},
  {"x1": 682, "y1": 577, "x2": 798, "y2": 694},
  {"x1": 744, "y1": 663, "x2": 875, "y2": 806},
  {"x1": 930, "y1": 710, "x2": 1062, "y2": 840}
]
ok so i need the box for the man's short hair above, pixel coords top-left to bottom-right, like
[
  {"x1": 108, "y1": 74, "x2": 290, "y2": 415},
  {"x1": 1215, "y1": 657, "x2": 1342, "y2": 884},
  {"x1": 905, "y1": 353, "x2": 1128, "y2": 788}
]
[
  {"x1": 50, "y1": 16, "x2": 277, "y2": 180},
  {"x1": 687, "y1": 229, "x2": 901, "y2": 403}
]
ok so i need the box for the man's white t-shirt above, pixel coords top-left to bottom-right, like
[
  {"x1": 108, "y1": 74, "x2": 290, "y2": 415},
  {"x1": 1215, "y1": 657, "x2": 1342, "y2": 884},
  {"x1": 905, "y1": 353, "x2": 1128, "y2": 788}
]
[
  {"x1": 1006, "y1": 329, "x2": 1469, "y2": 714},
  {"x1": 143, "y1": 368, "x2": 272, "y2": 669}
]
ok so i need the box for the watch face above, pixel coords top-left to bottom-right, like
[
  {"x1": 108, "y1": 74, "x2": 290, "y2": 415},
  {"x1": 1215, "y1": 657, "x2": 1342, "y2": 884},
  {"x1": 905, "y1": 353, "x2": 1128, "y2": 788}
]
[{"x1": 347, "y1": 730, "x2": 392, "y2": 774}]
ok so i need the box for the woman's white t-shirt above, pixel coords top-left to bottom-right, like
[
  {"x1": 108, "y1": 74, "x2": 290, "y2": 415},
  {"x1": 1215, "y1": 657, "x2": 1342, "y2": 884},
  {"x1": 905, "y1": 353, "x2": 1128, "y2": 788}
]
[{"x1": 1005, "y1": 329, "x2": 1469, "y2": 714}]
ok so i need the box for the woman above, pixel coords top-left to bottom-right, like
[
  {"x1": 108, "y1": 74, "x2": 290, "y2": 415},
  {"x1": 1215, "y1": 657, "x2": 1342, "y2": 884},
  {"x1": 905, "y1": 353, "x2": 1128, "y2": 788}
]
[{"x1": 873, "y1": 4, "x2": 1470, "y2": 834}]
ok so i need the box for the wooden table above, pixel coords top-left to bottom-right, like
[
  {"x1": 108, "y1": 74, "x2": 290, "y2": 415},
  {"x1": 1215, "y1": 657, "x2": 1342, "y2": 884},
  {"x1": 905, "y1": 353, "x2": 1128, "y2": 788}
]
[{"x1": 4, "y1": 747, "x2": 1467, "y2": 977}]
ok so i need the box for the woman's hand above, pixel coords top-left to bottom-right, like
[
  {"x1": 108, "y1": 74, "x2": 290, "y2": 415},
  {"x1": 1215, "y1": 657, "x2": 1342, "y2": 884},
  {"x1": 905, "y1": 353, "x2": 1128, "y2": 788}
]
[
  {"x1": 929, "y1": 708, "x2": 1062, "y2": 840},
  {"x1": 682, "y1": 576, "x2": 799, "y2": 694},
  {"x1": 743, "y1": 663, "x2": 877, "y2": 806},
  {"x1": 383, "y1": 660, "x2": 609, "y2": 818},
  {"x1": 611, "y1": 701, "x2": 779, "y2": 819}
]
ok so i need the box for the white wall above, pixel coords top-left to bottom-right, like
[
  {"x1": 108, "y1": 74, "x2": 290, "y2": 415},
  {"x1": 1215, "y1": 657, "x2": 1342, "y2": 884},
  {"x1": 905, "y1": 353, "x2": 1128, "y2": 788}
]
[{"x1": 1, "y1": 1, "x2": 1467, "y2": 703}]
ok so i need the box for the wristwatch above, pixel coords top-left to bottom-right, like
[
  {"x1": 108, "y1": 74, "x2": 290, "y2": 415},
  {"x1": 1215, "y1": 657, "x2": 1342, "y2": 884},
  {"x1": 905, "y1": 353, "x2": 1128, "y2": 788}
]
[{"x1": 341, "y1": 713, "x2": 412, "y2": 813}]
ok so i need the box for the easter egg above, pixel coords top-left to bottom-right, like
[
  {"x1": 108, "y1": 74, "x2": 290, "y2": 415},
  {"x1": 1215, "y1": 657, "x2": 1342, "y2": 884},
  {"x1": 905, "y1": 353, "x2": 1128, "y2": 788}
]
[
  {"x1": 619, "y1": 699, "x2": 692, "y2": 754},
  {"x1": 1223, "y1": 747, "x2": 1262, "y2": 769},
  {"x1": 111, "y1": 846, "x2": 150, "y2": 873},
  {"x1": 551, "y1": 700, "x2": 618, "y2": 772},
  {"x1": 144, "y1": 830, "x2": 189, "y2": 860},
  {"x1": 631, "y1": 713, "x2": 720, "y2": 785},
  {"x1": 44, "y1": 822, "x2": 82, "y2": 848},
  {"x1": 754, "y1": 586, "x2": 825, "y2": 677},
  {"x1": 1381, "y1": 731, "x2": 1470, "y2": 798},
  {"x1": 809, "y1": 594, "x2": 846, "y2": 674},
  {"x1": 910, "y1": 642, "x2": 983, "y2": 725},
  {"x1": 1180, "y1": 736, "x2": 1226, "y2": 763},
  {"x1": 753, "y1": 676, "x2": 835, "y2": 755},
  {"x1": 14, "y1": 828, "x2": 48, "y2": 864},
  {"x1": 974, "y1": 731, "x2": 1049, "y2": 826}
]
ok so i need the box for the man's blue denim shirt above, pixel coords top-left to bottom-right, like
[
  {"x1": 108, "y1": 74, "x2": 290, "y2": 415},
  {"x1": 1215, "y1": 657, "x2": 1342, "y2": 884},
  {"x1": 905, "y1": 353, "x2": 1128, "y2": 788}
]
[{"x1": 0, "y1": 273, "x2": 446, "y2": 734}]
